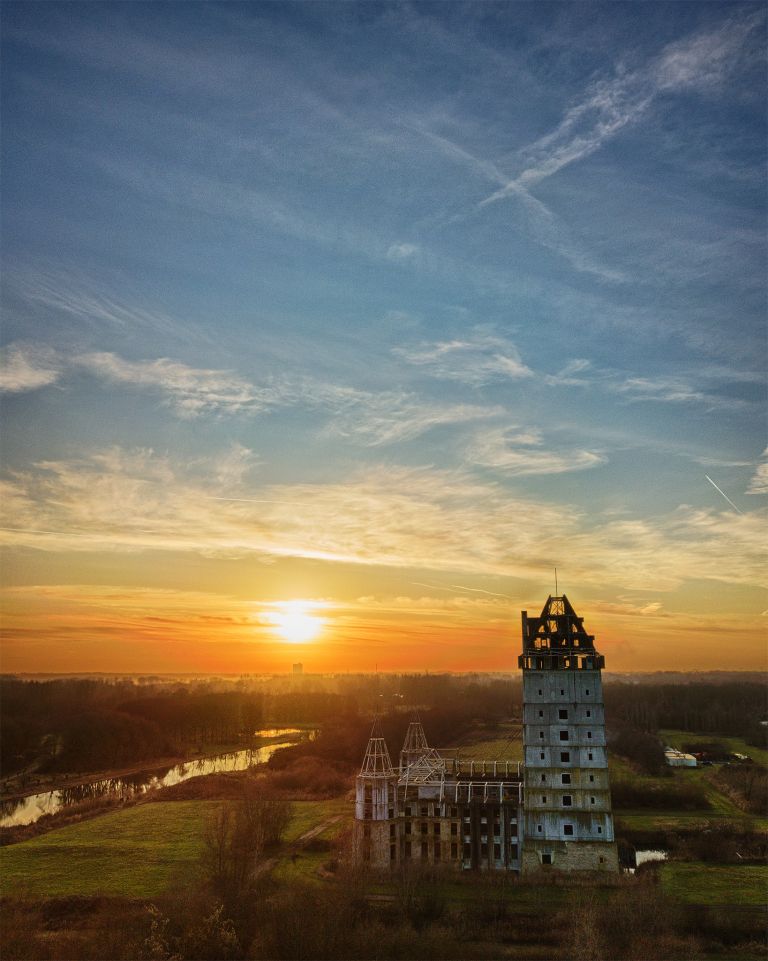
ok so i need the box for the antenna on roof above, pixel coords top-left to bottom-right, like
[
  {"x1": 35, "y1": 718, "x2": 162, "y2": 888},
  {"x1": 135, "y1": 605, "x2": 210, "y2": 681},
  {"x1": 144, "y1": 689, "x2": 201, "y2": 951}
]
[{"x1": 554, "y1": 567, "x2": 558, "y2": 596}]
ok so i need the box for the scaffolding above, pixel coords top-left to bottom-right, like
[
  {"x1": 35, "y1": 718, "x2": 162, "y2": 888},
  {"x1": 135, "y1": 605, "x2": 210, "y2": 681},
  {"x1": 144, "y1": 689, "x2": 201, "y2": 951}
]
[{"x1": 359, "y1": 718, "x2": 395, "y2": 777}]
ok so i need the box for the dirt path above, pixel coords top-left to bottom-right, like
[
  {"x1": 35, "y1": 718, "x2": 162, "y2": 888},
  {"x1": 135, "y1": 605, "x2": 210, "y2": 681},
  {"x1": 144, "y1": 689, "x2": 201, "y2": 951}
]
[{"x1": 254, "y1": 814, "x2": 345, "y2": 880}]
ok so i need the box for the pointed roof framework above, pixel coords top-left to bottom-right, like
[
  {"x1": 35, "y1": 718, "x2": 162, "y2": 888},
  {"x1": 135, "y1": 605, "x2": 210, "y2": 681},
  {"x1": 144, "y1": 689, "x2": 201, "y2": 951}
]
[
  {"x1": 399, "y1": 718, "x2": 429, "y2": 771},
  {"x1": 398, "y1": 716, "x2": 446, "y2": 786},
  {"x1": 519, "y1": 594, "x2": 605, "y2": 670},
  {"x1": 359, "y1": 718, "x2": 394, "y2": 777}
]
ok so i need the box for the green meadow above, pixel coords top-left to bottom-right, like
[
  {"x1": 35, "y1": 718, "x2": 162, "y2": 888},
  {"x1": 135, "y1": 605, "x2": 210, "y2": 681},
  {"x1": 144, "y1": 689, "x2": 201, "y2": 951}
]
[
  {"x1": 661, "y1": 862, "x2": 768, "y2": 906},
  {"x1": 1, "y1": 801, "x2": 217, "y2": 898},
  {"x1": 0, "y1": 798, "x2": 349, "y2": 899}
]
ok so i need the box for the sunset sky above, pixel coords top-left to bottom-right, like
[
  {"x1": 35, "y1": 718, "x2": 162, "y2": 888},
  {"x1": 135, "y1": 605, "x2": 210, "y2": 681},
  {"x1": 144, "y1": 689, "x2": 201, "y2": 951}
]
[{"x1": 1, "y1": 2, "x2": 766, "y2": 675}]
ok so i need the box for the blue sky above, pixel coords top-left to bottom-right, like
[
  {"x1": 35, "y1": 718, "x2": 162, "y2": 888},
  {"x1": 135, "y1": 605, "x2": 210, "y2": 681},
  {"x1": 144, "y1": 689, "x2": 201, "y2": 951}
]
[{"x1": 1, "y1": 2, "x2": 765, "y2": 673}]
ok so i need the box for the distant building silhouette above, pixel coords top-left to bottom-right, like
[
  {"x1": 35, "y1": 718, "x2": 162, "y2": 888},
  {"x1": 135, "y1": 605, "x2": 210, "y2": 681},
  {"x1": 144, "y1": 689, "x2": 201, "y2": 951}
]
[{"x1": 292, "y1": 663, "x2": 303, "y2": 676}]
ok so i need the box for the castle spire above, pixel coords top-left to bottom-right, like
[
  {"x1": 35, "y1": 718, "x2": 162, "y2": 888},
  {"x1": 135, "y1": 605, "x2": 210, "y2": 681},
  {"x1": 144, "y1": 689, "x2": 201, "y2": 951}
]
[
  {"x1": 359, "y1": 718, "x2": 394, "y2": 777},
  {"x1": 399, "y1": 716, "x2": 430, "y2": 772}
]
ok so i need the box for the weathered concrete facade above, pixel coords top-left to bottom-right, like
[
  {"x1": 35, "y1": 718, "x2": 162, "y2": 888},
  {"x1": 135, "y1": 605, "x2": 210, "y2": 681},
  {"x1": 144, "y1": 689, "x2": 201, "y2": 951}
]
[
  {"x1": 354, "y1": 596, "x2": 618, "y2": 875},
  {"x1": 354, "y1": 720, "x2": 523, "y2": 871},
  {"x1": 519, "y1": 595, "x2": 619, "y2": 873}
]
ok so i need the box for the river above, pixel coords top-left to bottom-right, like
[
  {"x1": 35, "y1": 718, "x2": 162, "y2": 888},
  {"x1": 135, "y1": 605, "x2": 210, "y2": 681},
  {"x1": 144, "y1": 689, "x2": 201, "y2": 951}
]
[{"x1": 0, "y1": 728, "x2": 307, "y2": 828}]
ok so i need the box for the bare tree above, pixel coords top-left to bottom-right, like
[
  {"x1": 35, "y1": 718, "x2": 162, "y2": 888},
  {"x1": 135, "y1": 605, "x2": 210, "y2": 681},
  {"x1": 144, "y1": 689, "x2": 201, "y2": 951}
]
[{"x1": 203, "y1": 778, "x2": 291, "y2": 899}]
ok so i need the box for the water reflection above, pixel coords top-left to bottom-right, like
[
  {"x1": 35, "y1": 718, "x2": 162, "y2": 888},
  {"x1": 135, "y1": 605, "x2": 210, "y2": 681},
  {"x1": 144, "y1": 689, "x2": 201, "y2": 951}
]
[{"x1": 1, "y1": 728, "x2": 306, "y2": 828}]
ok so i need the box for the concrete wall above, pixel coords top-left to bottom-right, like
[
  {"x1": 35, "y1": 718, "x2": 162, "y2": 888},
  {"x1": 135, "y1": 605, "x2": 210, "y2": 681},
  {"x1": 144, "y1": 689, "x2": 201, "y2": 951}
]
[
  {"x1": 521, "y1": 839, "x2": 620, "y2": 873},
  {"x1": 354, "y1": 785, "x2": 523, "y2": 872},
  {"x1": 521, "y1": 668, "x2": 618, "y2": 871}
]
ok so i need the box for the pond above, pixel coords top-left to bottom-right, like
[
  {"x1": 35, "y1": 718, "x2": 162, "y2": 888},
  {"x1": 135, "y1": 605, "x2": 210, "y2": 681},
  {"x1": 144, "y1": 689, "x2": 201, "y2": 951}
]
[{"x1": 0, "y1": 728, "x2": 307, "y2": 828}]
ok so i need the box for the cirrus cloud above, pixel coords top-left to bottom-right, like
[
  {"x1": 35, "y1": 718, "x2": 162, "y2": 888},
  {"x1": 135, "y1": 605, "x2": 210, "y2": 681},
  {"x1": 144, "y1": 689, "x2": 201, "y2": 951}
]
[{"x1": 1, "y1": 445, "x2": 765, "y2": 592}]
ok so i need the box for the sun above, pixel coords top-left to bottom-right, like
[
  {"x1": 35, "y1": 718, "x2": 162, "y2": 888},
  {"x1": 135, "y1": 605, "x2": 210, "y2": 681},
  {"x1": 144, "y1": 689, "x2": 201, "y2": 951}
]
[{"x1": 267, "y1": 601, "x2": 324, "y2": 644}]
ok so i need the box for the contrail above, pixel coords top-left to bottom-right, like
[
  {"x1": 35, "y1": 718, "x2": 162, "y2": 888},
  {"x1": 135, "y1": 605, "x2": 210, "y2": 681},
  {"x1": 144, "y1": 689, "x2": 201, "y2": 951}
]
[
  {"x1": 411, "y1": 581, "x2": 453, "y2": 593},
  {"x1": 207, "y1": 496, "x2": 284, "y2": 503},
  {"x1": 704, "y1": 475, "x2": 742, "y2": 514},
  {"x1": 450, "y1": 584, "x2": 511, "y2": 599},
  {"x1": 0, "y1": 527, "x2": 100, "y2": 537},
  {"x1": 410, "y1": 581, "x2": 510, "y2": 599}
]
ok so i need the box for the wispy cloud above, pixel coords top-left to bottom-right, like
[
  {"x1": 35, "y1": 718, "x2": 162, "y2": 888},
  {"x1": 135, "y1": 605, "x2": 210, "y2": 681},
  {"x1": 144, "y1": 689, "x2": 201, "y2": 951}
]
[
  {"x1": 0, "y1": 448, "x2": 579, "y2": 574},
  {"x1": 746, "y1": 449, "x2": 768, "y2": 495},
  {"x1": 320, "y1": 387, "x2": 502, "y2": 447},
  {"x1": 0, "y1": 343, "x2": 61, "y2": 394},
  {"x1": 544, "y1": 359, "x2": 593, "y2": 388},
  {"x1": 0, "y1": 338, "x2": 502, "y2": 440},
  {"x1": 410, "y1": 125, "x2": 627, "y2": 283},
  {"x1": 483, "y1": 15, "x2": 761, "y2": 201},
  {"x1": 467, "y1": 426, "x2": 606, "y2": 477},
  {"x1": 393, "y1": 332, "x2": 533, "y2": 385},
  {"x1": 79, "y1": 352, "x2": 276, "y2": 418},
  {"x1": 609, "y1": 375, "x2": 750, "y2": 410},
  {"x1": 387, "y1": 243, "x2": 420, "y2": 262},
  {"x1": 11, "y1": 267, "x2": 194, "y2": 340},
  {"x1": 5, "y1": 445, "x2": 763, "y2": 591}
]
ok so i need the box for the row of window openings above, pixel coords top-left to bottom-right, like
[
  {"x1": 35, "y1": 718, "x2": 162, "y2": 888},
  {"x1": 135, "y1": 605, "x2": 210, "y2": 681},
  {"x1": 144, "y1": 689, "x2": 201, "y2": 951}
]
[
  {"x1": 540, "y1": 751, "x2": 594, "y2": 762},
  {"x1": 536, "y1": 824, "x2": 603, "y2": 836},
  {"x1": 538, "y1": 794, "x2": 597, "y2": 806},
  {"x1": 397, "y1": 821, "x2": 518, "y2": 838},
  {"x1": 403, "y1": 805, "x2": 513, "y2": 819},
  {"x1": 537, "y1": 688, "x2": 590, "y2": 696},
  {"x1": 366, "y1": 801, "x2": 472, "y2": 818},
  {"x1": 539, "y1": 730, "x2": 593, "y2": 740},
  {"x1": 549, "y1": 772, "x2": 596, "y2": 783},
  {"x1": 538, "y1": 709, "x2": 591, "y2": 720},
  {"x1": 396, "y1": 841, "x2": 516, "y2": 861}
]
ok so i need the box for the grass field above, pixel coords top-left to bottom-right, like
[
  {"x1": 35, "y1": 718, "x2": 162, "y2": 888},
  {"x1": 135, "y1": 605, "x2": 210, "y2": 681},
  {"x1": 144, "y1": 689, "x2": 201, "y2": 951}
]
[
  {"x1": 661, "y1": 861, "x2": 768, "y2": 905},
  {"x1": 445, "y1": 731, "x2": 523, "y2": 764},
  {"x1": 0, "y1": 801, "x2": 218, "y2": 898},
  {"x1": 609, "y1": 747, "x2": 768, "y2": 831},
  {"x1": 0, "y1": 796, "x2": 352, "y2": 898},
  {"x1": 282, "y1": 796, "x2": 349, "y2": 843},
  {"x1": 272, "y1": 796, "x2": 350, "y2": 884}
]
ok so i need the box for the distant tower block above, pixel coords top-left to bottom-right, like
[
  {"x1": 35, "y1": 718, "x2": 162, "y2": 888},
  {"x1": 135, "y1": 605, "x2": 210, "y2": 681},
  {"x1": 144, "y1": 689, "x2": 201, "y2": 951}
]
[
  {"x1": 292, "y1": 663, "x2": 303, "y2": 676},
  {"x1": 518, "y1": 595, "x2": 619, "y2": 873},
  {"x1": 354, "y1": 719, "x2": 398, "y2": 866}
]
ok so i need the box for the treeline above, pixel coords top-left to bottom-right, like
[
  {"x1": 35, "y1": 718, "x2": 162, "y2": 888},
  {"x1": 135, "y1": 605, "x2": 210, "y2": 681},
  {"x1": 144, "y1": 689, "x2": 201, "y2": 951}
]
[
  {"x1": 611, "y1": 777, "x2": 710, "y2": 811},
  {"x1": 267, "y1": 708, "x2": 477, "y2": 780},
  {"x1": 712, "y1": 763, "x2": 768, "y2": 816},
  {"x1": 603, "y1": 680, "x2": 767, "y2": 746},
  {"x1": 3, "y1": 674, "x2": 765, "y2": 780},
  {"x1": 0, "y1": 679, "x2": 354, "y2": 777},
  {"x1": 607, "y1": 725, "x2": 666, "y2": 775}
]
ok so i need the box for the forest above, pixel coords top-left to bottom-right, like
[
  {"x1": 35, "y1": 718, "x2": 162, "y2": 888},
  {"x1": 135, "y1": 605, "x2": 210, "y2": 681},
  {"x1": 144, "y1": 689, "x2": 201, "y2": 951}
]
[{"x1": 1, "y1": 673, "x2": 765, "y2": 783}]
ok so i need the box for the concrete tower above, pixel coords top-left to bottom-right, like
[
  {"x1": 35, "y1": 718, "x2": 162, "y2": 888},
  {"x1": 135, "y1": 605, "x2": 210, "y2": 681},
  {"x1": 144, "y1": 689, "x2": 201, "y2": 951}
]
[
  {"x1": 518, "y1": 595, "x2": 619, "y2": 873},
  {"x1": 354, "y1": 719, "x2": 397, "y2": 866}
]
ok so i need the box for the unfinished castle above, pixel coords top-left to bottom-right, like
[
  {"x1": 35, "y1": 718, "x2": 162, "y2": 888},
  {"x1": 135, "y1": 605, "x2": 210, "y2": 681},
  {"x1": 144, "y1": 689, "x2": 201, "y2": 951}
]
[{"x1": 354, "y1": 595, "x2": 619, "y2": 874}]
